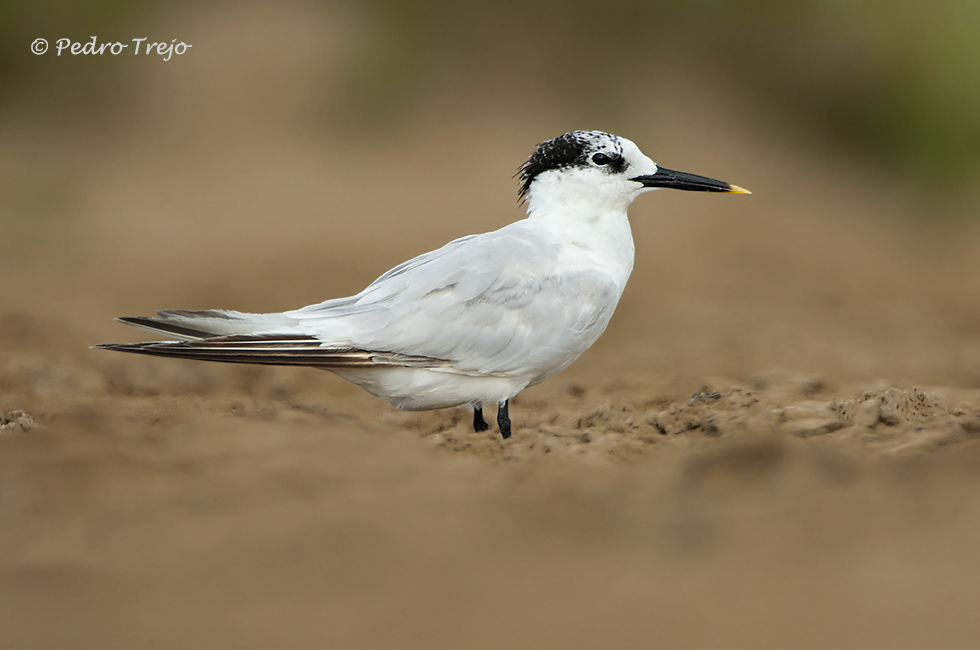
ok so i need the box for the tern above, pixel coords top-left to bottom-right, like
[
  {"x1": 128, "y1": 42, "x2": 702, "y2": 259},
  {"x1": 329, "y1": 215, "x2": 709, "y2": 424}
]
[{"x1": 98, "y1": 131, "x2": 748, "y2": 438}]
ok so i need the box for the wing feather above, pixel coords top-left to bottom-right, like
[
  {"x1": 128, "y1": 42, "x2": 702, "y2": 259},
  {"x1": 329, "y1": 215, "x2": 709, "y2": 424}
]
[
  {"x1": 102, "y1": 222, "x2": 625, "y2": 381},
  {"x1": 95, "y1": 334, "x2": 449, "y2": 368},
  {"x1": 283, "y1": 222, "x2": 622, "y2": 378}
]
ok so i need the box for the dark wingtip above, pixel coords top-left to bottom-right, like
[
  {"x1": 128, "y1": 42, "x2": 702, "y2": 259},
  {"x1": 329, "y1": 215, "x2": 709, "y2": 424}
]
[{"x1": 93, "y1": 342, "x2": 152, "y2": 352}]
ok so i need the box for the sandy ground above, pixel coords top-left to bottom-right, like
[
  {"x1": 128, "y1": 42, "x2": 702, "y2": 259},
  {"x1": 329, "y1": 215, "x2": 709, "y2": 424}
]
[{"x1": 5, "y1": 6, "x2": 980, "y2": 648}]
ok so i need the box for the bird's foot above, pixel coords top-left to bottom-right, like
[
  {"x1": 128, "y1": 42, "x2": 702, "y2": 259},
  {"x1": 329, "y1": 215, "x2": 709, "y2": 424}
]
[
  {"x1": 497, "y1": 400, "x2": 511, "y2": 439},
  {"x1": 473, "y1": 405, "x2": 490, "y2": 432}
]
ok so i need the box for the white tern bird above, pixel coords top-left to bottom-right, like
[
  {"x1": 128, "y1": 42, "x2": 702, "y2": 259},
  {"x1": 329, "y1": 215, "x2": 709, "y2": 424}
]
[{"x1": 98, "y1": 131, "x2": 749, "y2": 438}]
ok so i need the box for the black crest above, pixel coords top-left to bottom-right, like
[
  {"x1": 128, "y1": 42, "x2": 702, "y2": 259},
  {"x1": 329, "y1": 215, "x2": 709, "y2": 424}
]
[{"x1": 517, "y1": 131, "x2": 625, "y2": 201}]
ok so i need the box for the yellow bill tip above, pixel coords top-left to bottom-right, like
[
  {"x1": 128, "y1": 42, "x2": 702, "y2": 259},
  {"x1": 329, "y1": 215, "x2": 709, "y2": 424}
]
[{"x1": 727, "y1": 184, "x2": 751, "y2": 194}]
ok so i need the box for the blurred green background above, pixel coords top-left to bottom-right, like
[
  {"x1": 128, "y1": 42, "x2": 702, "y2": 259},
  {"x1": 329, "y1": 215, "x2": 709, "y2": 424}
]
[{"x1": 2, "y1": 0, "x2": 979, "y2": 190}]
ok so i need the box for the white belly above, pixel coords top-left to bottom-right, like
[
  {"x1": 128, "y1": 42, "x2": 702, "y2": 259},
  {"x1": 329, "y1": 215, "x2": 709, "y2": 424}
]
[{"x1": 331, "y1": 367, "x2": 530, "y2": 411}]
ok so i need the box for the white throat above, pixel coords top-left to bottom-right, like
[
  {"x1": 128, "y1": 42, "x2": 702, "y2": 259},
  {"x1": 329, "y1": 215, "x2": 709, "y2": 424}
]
[
  {"x1": 524, "y1": 167, "x2": 643, "y2": 223},
  {"x1": 522, "y1": 169, "x2": 638, "y2": 291}
]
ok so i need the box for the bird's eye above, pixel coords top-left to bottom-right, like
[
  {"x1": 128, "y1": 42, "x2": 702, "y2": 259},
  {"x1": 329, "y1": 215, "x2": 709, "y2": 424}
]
[{"x1": 592, "y1": 153, "x2": 612, "y2": 166}]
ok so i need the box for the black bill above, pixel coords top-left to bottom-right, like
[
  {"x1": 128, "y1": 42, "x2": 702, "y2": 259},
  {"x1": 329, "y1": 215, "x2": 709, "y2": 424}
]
[{"x1": 631, "y1": 167, "x2": 750, "y2": 193}]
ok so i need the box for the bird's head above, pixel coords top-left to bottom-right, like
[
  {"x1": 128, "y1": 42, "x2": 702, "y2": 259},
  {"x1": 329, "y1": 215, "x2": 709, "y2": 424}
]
[{"x1": 518, "y1": 131, "x2": 748, "y2": 218}]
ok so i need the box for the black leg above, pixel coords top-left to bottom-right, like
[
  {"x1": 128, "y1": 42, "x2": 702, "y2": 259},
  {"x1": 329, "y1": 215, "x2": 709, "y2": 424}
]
[
  {"x1": 473, "y1": 405, "x2": 489, "y2": 432},
  {"x1": 497, "y1": 400, "x2": 511, "y2": 439}
]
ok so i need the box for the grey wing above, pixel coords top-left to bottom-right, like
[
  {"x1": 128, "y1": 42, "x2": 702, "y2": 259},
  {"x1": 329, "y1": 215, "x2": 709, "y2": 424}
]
[
  {"x1": 287, "y1": 234, "x2": 483, "y2": 319},
  {"x1": 286, "y1": 224, "x2": 623, "y2": 377}
]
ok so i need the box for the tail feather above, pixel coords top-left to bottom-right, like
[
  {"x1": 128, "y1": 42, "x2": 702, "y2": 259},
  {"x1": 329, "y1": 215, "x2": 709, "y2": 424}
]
[
  {"x1": 95, "y1": 334, "x2": 449, "y2": 369},
  {"x1": 116, "y1": 310, "x2": 291, "y2": 341},
  {"x1": 116, "y1": 316, "x2": 216, "y2": 341}
]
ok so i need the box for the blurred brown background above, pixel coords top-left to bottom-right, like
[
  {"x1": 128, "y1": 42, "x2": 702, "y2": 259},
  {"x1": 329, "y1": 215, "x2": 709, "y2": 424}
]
[{"x1": 3, "y1": 2, "x2": 980, "y2": 649}]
